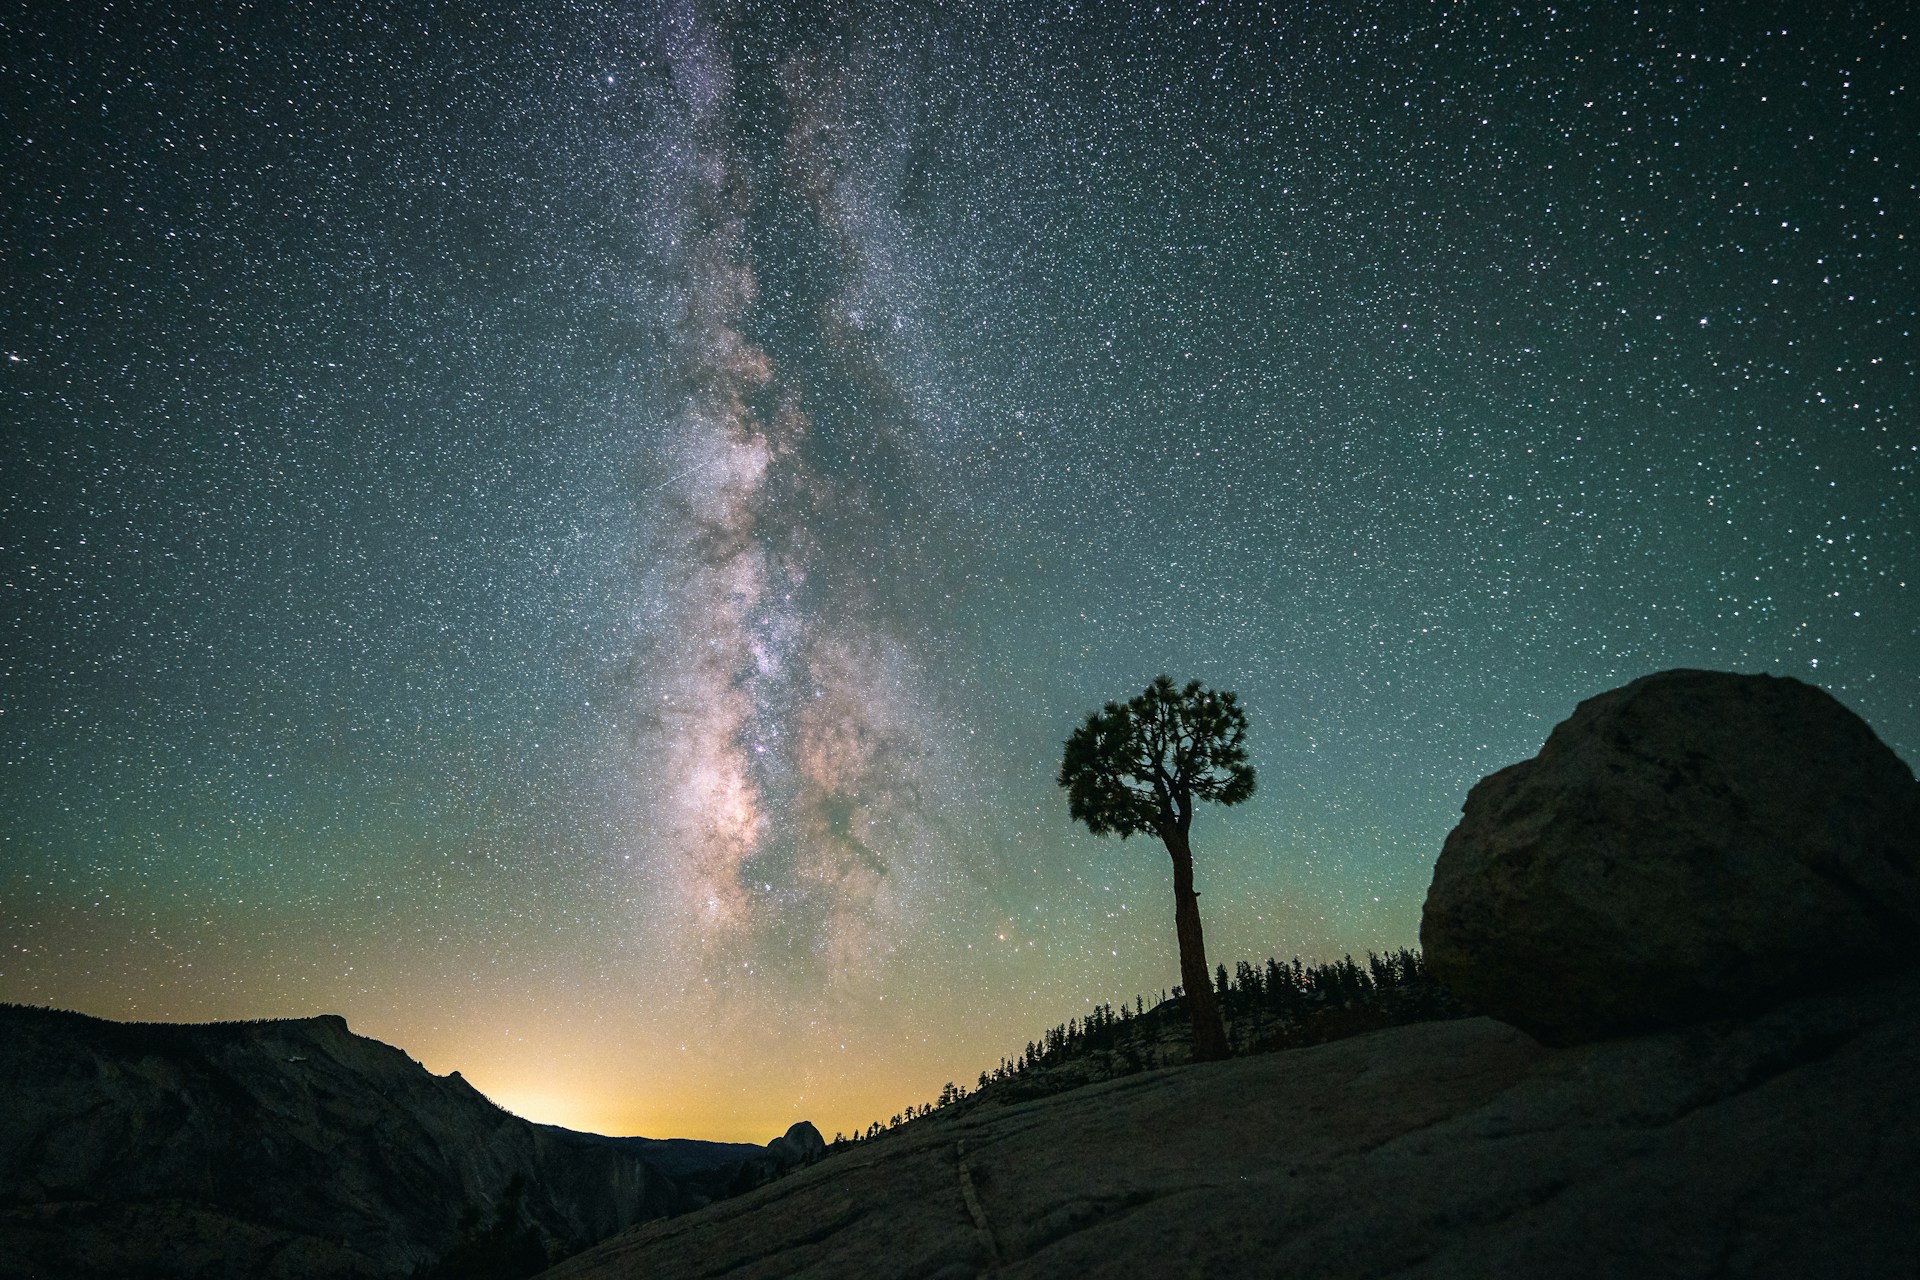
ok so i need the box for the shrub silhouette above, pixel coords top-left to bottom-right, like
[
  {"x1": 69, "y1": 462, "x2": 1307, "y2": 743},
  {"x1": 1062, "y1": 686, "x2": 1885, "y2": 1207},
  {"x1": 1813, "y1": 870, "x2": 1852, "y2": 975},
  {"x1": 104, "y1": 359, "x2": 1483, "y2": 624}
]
[{"x1": 831, "y1": 947, "x2": 1463, "y2": 1150}]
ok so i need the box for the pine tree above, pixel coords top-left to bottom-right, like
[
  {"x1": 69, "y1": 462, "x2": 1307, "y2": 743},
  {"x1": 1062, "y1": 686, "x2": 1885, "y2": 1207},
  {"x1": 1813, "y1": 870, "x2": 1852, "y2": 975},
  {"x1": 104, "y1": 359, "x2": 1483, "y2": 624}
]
[{"x1": 1058, "y1": 677, "x2": 1254, "y2": 1064}]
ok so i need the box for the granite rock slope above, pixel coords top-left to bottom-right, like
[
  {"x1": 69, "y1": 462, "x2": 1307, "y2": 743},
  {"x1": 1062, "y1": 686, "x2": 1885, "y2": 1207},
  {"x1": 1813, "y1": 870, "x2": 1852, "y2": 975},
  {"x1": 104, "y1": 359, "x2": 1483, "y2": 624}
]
[
  {"x1": 1421, "y1": 668, "x2": 1920, "y2": 1043},
  {"x1": 541, "y1": 971, "x2": 1920, "y2": 1280}
]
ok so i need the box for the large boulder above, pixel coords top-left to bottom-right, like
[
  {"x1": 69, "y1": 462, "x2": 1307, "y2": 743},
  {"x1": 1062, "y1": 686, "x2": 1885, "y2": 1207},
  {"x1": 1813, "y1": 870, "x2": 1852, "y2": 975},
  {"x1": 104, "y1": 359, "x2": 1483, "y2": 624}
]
[{"x1": 1421, "y1": 668, "x2": 1920, "y2": 1044}]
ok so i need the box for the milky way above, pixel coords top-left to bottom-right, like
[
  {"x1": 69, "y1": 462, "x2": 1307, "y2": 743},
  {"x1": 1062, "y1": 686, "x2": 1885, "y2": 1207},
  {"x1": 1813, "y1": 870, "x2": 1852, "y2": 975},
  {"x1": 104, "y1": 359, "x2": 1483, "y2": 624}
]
[
  {"x1": 620, "y1": 5, "x2": 971, "y2": 983},
  {"x1": 2, "y1": 0, "x2": 1914, "y2": 1140}
]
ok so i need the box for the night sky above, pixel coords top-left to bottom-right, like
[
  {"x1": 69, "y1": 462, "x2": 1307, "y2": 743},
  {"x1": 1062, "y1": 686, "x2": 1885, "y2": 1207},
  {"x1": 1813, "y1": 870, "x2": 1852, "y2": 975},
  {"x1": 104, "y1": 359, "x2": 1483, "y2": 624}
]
[{"x1": 4, "y1": 1, "x2": 1914, "y2": 1142}]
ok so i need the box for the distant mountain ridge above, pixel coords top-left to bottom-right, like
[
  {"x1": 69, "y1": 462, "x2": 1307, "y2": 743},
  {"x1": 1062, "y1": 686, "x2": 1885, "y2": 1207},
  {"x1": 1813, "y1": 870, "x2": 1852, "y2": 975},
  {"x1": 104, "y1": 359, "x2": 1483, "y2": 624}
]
[{"x1": 0, "y1": 1003, "x2": 816, "y2": 1279}]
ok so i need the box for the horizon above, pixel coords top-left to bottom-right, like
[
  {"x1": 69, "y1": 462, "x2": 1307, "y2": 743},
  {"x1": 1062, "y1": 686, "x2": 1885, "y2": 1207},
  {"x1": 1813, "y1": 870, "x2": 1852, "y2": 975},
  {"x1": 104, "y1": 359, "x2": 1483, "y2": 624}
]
[
  {"x1": 3, "y1": 1, "x2": 1913, "y2": 1145},
  {"x1": 3, "y1": 948, "x2": 1375, "y2": 1145}
]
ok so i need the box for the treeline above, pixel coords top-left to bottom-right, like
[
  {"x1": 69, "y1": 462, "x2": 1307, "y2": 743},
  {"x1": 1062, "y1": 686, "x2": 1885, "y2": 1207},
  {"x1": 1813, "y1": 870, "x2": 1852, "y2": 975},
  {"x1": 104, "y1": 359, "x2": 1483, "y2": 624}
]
[{"x1": 830, "y1": 948, "x2": 1463, "y2": 1148}]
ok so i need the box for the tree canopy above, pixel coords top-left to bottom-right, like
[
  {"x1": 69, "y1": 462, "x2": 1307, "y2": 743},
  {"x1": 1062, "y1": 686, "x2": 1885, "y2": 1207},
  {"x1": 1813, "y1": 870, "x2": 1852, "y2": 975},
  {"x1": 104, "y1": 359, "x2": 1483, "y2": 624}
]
[{"x1": 1058, "y1": 675, "x2": 1255, "y2": 838}]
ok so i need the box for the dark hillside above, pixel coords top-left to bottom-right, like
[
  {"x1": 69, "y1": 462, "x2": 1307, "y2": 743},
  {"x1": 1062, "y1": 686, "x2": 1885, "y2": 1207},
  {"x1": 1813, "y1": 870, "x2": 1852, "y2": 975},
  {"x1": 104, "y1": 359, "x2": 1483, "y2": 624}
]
[{"x1": 0, "y1": 1004, "x2": 777, "y2": 1279}]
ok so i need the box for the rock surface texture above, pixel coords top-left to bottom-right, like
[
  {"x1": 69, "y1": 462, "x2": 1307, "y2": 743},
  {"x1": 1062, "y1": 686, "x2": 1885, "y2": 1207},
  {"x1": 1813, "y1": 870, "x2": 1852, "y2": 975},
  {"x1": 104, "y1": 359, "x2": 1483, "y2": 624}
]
[
  {"x1": 1421, "y1": 668, "x2": 1920, "y2": 1043},
  {"x1": 0, "y1": 1006, "x2": 797, "y2": 1279},
  {"x1": 543, "y1": 972, "x2": 1920, "y2": 1280}
]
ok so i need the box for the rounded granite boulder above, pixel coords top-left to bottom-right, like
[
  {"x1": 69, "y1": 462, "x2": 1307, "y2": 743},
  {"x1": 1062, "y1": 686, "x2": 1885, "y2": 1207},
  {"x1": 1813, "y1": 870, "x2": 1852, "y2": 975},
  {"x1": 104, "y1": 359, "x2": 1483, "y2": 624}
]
[
  {"x1": 767, "y1": 1120, "x2": 826, "y2": 1168},
  {"x1": 1420, "y1": 668, "x2": 1920, "y2": 1044}
]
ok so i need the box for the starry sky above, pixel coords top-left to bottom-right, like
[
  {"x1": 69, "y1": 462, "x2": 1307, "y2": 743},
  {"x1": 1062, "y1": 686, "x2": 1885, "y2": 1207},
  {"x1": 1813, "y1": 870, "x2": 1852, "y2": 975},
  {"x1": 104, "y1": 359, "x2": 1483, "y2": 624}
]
[{"x1": 3, "y1": 0, "x2": 1915, "y2": 1142}]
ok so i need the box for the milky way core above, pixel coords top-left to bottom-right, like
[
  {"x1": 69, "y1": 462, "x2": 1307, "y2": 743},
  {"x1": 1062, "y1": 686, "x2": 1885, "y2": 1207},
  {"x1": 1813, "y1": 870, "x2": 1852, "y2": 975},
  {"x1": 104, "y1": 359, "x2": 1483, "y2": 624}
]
[{"x1": 623, "y1": 7, "x2": 969, "y2": 986}]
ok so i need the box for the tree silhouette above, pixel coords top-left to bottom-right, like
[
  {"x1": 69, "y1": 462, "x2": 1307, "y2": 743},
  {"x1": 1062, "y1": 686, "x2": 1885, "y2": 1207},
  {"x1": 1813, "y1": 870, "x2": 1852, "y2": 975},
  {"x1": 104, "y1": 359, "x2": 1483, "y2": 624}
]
[{"x1": 1058, "y1": 675, "x2": 1254, "y2": 1062}]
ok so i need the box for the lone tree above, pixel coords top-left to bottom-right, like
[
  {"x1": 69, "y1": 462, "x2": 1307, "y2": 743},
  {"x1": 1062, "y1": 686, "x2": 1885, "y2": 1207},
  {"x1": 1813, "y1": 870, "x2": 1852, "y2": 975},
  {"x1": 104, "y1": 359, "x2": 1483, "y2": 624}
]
[{"x1": 1058, "y1": 675, "x2": 1254, "y2": 1063}]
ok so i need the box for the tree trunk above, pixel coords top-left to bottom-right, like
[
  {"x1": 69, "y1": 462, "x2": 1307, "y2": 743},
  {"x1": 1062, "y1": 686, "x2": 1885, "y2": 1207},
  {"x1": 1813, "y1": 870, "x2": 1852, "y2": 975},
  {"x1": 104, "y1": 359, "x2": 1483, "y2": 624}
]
[{"x1": 1162, "y1": 825, "x2": 1231, "y2": 1062}]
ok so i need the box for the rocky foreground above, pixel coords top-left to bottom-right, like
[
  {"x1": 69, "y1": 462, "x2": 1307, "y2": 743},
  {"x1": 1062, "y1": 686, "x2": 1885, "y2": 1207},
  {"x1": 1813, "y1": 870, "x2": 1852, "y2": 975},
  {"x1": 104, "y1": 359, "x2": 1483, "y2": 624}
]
[{"x1": 546, "y1": 971, "x2": 1919, "y2": 1279}]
